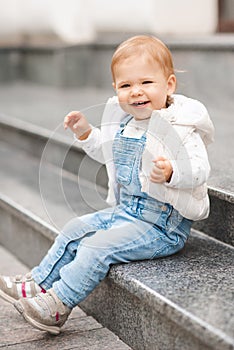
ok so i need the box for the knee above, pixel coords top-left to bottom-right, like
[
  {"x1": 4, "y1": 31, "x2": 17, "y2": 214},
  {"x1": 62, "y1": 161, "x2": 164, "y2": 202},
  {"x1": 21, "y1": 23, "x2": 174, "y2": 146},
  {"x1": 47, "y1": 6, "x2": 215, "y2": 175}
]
[
  {"x1": 78, "y1": 238, "x2": 110, "y2": 266},
  {"x1": 80, "y1": 233, "x2": 110, "y2": 251},
  {"x1": 61, "y1": 217, "x2": 95, "y2": 241}
]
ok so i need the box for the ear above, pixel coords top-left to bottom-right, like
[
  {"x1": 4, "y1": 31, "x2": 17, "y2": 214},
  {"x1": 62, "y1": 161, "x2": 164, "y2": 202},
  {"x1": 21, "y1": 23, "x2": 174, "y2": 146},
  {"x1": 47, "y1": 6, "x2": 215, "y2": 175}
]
[
  {"x1": 112, "y1": 82, "x2": 117, "y2": 91},
  {"x1": 167, "y1": 74, "x2": 176, "y2": 95}
]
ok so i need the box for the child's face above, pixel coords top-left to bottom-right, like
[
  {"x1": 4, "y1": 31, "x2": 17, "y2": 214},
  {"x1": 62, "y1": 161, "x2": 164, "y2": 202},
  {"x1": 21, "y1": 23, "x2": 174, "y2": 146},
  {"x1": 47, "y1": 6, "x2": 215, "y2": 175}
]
[{"x1": 113, "y1": 55, "x2": 176, "y2": 120}]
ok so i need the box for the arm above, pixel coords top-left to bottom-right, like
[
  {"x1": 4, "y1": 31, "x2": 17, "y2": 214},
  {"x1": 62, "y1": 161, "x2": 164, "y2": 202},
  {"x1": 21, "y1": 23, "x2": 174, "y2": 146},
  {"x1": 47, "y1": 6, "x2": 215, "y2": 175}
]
[
  {"x1": 149, "y1": 135, "x2": 210, "y2": 188},
  {"x1": 147, "y1": 111, "x2": 211, "y2": 189},
  {"x1": 164, "y1": 130, "x2": 211, "y2": 189},
  {"x1": 63, "y1": 96, "x2": 128, "y2": 165},
  {"x1": 149, "y1": 131, "x2": 210, "y2": 188},
  {"x1": 64, "y1": 111, "x2": 92, "y2": 139},
  {"x1": 64, "y1": 111, "x2": 105, "y2": 164},
  {"x1": 150, "y1": 156, "x2": 173, "y2": 183}
]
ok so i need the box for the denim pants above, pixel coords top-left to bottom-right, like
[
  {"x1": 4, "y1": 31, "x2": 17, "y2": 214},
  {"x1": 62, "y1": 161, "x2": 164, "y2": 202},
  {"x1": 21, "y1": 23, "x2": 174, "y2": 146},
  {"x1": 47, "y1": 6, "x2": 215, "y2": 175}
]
[{"x1": 32, "y1": 116, "x2": 192, "y2": 308}]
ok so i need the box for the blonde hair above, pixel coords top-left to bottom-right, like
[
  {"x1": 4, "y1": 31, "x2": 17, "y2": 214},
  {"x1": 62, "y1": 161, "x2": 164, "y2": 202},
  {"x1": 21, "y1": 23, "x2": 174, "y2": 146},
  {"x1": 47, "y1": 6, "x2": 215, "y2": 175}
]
[{"x1": 111, "y1": 35, "x2": 175, "y2": 106}]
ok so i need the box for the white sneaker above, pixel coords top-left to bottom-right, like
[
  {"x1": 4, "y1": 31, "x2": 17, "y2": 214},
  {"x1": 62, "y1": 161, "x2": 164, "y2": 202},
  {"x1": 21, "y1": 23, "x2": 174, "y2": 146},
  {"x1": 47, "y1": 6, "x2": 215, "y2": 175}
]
[
  {"x1": 14, "y1": 288, "x2": 72, "y2": 335},
  {"x1": 0, "y1": 272, "x2": 45, "y2": 304}
]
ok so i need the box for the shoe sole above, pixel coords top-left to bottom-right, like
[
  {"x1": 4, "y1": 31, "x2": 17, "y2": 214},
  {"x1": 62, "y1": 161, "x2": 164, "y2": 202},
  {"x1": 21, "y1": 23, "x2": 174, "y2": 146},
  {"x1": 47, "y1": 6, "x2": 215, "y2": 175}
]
[
  {"x1": 14, "y1": 301, "x2": 61, "y2": 335},
  {"x1": 0, "y1": 289, "x2": 16, "y2": 305}
]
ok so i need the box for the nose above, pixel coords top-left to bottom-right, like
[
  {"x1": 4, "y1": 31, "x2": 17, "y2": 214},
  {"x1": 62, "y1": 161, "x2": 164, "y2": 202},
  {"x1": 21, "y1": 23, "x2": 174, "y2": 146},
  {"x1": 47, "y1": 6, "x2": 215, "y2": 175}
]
[{"x1": 130, "y1": 84, "x2": 143, "y2": 96}]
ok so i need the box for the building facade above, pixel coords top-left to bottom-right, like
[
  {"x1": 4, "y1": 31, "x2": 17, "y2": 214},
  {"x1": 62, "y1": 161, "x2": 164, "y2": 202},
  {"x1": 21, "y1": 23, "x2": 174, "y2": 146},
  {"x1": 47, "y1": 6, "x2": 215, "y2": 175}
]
[{"x1": 0, "y1": 0, "x2": 233, "y2": 44}]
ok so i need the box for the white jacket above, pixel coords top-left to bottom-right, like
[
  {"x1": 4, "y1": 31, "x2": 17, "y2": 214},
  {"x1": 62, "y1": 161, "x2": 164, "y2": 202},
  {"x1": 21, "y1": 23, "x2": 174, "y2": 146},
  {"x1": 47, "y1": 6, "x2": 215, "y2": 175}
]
[{"x1": 75, "y1": 94, "x2": 215, "y2": 221}]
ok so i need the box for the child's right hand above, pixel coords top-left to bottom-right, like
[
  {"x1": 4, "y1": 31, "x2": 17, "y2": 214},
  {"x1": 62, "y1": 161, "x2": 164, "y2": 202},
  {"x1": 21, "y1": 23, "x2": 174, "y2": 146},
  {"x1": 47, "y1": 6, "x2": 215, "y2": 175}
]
[{"x1": 63, "y1": 111, "x2": 92, "y2": 140}]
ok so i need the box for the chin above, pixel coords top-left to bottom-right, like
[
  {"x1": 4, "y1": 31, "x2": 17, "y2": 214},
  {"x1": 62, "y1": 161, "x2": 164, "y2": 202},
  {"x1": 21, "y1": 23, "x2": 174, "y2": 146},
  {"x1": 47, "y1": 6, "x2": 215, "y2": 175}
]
[{"x1": 132, "y1": 108, "x2": 152, "y2": 120}]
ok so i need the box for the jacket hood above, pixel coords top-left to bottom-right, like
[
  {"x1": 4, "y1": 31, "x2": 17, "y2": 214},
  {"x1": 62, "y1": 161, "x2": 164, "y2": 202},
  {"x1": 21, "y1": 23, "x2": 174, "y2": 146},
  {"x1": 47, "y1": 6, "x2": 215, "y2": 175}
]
[
  {"x1": 106, "y1": 94, "x2": 215, "y2": 146},
  {"x1": 167, "y1": 94, "x2": 215, "y2": 146}
]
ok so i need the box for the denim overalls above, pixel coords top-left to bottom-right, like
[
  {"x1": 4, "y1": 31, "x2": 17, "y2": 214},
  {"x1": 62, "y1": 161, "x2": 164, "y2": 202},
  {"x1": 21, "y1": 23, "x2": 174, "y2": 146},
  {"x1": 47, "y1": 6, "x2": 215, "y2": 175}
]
[{"x1": 32, "y1": 116, "x2": 192, "y2": 308}]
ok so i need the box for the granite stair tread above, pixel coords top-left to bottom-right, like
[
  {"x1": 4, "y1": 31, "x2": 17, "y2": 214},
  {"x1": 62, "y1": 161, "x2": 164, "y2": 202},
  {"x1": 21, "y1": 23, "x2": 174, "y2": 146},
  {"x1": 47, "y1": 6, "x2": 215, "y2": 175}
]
[
  {"x1": 0, "y1": 136, "x2": 233, "y2": 349},
  {"x1": 80, "y1": 226, "x2": 234, "y2": 349},
  {"x1": 0, "y1": 195, "x2": 233, "y2": 349},
  {"x1": 105, "y1": 230, "x2": 234, "y2": 346}
]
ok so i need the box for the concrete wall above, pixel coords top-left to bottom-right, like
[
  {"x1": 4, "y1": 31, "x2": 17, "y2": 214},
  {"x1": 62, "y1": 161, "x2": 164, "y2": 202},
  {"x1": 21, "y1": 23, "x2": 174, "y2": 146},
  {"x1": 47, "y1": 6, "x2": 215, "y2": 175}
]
[{"x1": 0, "y1": 0, "x2": 218, "y2": 44}]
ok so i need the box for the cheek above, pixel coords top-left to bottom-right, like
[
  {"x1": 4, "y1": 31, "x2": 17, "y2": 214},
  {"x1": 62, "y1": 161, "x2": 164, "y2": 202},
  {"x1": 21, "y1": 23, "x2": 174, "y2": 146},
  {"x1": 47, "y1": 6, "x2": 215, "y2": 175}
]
[
  {"x1": 119, "y1": 102, "x2": 130, "y2": 114},
  {"x1": 117, "y1": 90, "x2": 127, "y2": 102},
  {"x1": 151, "y1": 90, "x2": 168, "y2": 109},
  {"x1": 117, "y1": 92, "x2": 129, "y2": 109}
]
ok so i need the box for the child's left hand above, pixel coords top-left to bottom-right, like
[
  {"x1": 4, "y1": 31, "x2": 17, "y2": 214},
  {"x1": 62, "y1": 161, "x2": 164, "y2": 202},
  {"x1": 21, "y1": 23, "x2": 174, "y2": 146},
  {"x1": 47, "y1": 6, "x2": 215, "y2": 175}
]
[{"x1": 150, "y1": 156, "x2": 173, "y2": 183}]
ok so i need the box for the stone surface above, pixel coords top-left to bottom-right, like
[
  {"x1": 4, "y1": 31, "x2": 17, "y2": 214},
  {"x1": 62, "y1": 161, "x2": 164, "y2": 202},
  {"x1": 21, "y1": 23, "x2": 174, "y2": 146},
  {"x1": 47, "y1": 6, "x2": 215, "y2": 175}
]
[
  {"x1": 0, "y1": 194, "x2": 233, "y2": 349},
  {"x1": 194, "y1": 193, "x2": 234, "y2": 246},
  {"x1": 0, "y1": 246, "x2": 132, "y2": 349},
  {"x1": 81, "y1": 231, "x2": 234, "y2": 350}
]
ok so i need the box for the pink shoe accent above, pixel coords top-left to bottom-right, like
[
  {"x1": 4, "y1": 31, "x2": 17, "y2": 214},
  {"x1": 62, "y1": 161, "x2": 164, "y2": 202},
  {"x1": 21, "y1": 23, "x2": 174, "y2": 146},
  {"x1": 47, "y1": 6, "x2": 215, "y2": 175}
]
[
  {"x1": 21, "y1": 282, "x2": 27, "y2": 298},
  {"x1": 41, "y1": 288, "x2": 46, "y2": 294},
  {"x1": 55, "y1": 312, "x2": 60, "y2": 321}
]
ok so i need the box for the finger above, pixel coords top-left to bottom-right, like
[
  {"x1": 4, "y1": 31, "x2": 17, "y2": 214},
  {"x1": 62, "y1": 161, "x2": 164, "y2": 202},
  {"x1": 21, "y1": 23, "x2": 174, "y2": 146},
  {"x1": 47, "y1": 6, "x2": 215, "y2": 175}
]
[
  {"x1": 66, "y1": 111, "x2": 80, "y2": 118},
  {"x1": 64, "y1": 115, "x2": 75, "y2": 129},
  {"x1": 64, "y1": 111, "x2": 81, "y2": 122},
  {"x1": 152, "y1": 160, "x2": 165, "y2": 170},
  {"x1": 149, "y1": 174, "x2": 164, "y2": 183},
  {"x1": 154, "y1": 156, "x2": 167, "y2": 162},
  {"x1": 153, "y1": 162, "x2": 165, "y2": 174},
  {"x1": 63, "y1": 117, "x2": 71, "y2": 129},
  {"x1": 150, "y1": 169, "x2": 163, "y2": 180},
  {"x1": 64, "y1": 112, "x2": 81, "y2": 129},
  {"x1": 73, "y1": 121, "x2": 81, "y2": 129},
  {"x1": 156, "y1": 161, "x2": 165, "y2": 169}
]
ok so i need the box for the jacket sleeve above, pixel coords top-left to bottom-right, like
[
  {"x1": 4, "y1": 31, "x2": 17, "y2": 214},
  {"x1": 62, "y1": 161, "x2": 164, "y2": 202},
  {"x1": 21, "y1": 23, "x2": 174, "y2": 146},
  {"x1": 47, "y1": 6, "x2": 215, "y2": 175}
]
[
  {"x1": 74, "y1": 96, "x2": 127, "y2": 165},
  {"x1": 165, "y1": 129, "x2": 211, "y2": 189},
  {"x1": 74, "y1": 126, "x2": 105, "y2": 164}
]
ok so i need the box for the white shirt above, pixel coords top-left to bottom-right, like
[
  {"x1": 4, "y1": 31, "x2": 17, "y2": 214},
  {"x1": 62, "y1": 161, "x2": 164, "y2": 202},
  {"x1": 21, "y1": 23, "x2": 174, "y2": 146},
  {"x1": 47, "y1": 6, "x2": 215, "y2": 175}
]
[
  {"x1": 123, "y1": 118, "x2": 150, "y2": 138},
  {"x1": 75, "y1": 94, "x2": 215, "y2": 221}
]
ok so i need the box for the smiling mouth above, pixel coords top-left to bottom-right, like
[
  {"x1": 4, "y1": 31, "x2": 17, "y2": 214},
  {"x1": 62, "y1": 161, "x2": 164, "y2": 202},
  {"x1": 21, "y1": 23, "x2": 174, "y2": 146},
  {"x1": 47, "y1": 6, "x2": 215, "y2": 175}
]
[{"x1": 131, "y1": 101, "x2": 150, "y2": 107}]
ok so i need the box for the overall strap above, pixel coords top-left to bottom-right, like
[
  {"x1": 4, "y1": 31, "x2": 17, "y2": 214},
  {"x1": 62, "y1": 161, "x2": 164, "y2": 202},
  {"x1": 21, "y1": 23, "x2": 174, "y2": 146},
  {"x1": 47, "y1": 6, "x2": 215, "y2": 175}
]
[{"x1": 119, "y1": 114, "x2": 133, "y2": 129}]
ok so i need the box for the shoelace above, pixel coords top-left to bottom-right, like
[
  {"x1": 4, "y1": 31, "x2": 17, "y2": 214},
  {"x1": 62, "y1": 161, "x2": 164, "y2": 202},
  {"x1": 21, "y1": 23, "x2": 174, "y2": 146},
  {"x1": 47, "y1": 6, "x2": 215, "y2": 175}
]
[
  {"x1": 34, "y1": 290, "x2": 67, "y2": 317},
  {"x1": 15, "y1": 272, "x2": 32, "y2": 282}
]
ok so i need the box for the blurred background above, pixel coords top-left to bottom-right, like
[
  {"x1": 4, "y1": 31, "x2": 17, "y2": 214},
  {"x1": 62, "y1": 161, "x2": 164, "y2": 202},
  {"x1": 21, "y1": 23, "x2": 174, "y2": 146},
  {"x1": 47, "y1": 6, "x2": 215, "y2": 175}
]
[
  {"x1": 0, "y1": 0, "x2": 233, "y2": 197},
  {"x1": 0, "y1": 0, "x2": 230, "y2": 44}
]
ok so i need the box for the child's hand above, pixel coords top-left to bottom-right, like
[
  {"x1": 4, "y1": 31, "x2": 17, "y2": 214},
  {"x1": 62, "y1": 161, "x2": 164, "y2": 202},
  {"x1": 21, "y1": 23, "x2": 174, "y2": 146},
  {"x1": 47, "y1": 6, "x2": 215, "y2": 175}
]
[
  {"x1": 150, "y1": 156, "x2": 173, "y2": 183},
  {"x1": 64, "y1": 111, "x2": 91, "y2": 140}
]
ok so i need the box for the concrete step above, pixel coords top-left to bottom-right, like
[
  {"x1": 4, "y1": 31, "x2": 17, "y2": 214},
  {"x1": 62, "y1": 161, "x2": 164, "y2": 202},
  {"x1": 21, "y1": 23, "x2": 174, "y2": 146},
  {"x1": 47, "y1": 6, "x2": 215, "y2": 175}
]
[
  {"x1": 0, "y1": 193, "x2": 233, "y2": 350},
  {"x1": 0, "y1": 37, "x2": 233, "y2": 98},
  {"x1": 0, "y1": 136, "x2": 233, "y2": 349},
  {"x1": 0, "y1": 114, "x2": 233, "y2": 247},
  {"x1": 0, "y1": 246, "x2": 132, "y2": 349}
]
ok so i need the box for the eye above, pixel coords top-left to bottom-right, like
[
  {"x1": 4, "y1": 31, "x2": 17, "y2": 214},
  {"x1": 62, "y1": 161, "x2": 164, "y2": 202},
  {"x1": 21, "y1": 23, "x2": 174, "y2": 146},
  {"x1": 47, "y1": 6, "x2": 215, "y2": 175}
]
[
  {"x1": 120, "y1": 83, "x2": 130, "y2": 89},
  {"x1": 142, "y1": 80, "x2": 153, "y2": 85}
]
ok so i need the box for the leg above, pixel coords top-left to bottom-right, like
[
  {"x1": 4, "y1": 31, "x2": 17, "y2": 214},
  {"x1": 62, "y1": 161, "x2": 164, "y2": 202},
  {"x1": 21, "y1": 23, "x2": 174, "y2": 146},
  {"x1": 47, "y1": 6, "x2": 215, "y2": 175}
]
[
  {"x1": 32, "y1": 207, "x2": 116, "y2": 289},
  {"x1": 14, "y1": 208, "x2": 191, "y2": 334},
  {"x1": 53, "y1": 210, "x2": 191, "y2": 308},
  {"x1": 0, "y1": 207, "x2": 115, "y2": 304}
]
